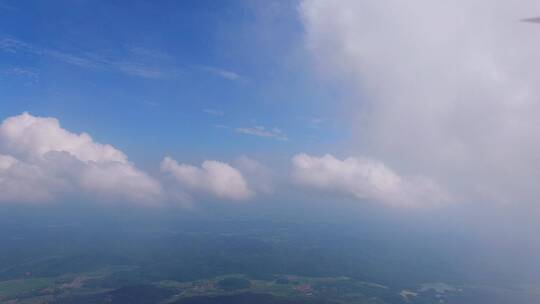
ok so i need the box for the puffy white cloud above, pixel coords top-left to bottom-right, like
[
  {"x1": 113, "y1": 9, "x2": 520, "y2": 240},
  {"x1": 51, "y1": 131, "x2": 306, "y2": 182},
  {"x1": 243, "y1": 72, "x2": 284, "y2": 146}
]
[
  {"x1": 161, "y1": 156, "x2": 253, "y2": 201},
  {"x1": 300, "y1": 0, "x2": 540, "y2": 205},
  {"x1": 0, "y1": 112, "x2": 127, "y2": 163},
  {"x1": 0, "y1": 113, "x2": 162, "y2": 204},
  {"x1": 292, "y1": 154, "x2": 447, "y2": 207}
]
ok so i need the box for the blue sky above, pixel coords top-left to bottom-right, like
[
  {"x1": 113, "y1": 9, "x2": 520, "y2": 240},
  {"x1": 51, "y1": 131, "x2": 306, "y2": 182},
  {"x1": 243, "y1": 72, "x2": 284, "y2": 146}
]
[{"x1": 0, "y1": 0, "x2": 347, "y2": 167}]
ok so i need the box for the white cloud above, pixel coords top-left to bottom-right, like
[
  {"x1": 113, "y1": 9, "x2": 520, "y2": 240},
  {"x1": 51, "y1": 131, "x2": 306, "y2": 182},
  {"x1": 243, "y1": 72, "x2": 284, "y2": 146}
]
[
  {"x1": 235, "y1": 126, "x2": 288, "y2": 141},
  {"x1": 0, "y1": 112, "x2": 127, "y2": 163},
  {"x1": 300, "y1": 0, "x2": 540, "y2": 205},
  {"x1": 161, "y1": 156, "x2": 254, "y2": 201},
  {"x1": 0, "y1": 112, "x2": 162, "y2": 204},
  {"x1": 292, "y1": 154, "x2": 448, "y2": 207}
]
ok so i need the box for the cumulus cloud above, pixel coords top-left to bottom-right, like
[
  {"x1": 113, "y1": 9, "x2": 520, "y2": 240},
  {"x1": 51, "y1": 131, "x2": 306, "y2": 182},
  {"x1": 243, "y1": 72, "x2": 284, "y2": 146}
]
[
  {"x1": 0, "y1": 113, "x2": 127, "y2": 163},
  {"x1": 0, "y1": 112, "x2": 162, "y2": 204},
  {"x1": 292, "y1": 154, "x2": 447, "y2": 207},
  {"x1": 300, "y1": 0, "x2": 540, "y2": 205},
  {"x1": 161, "y1": 156, "x2": 254, "y2": 201}
]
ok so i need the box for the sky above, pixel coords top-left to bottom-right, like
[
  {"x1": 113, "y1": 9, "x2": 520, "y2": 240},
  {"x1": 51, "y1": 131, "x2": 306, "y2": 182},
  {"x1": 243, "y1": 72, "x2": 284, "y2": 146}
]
[
  {"x1": 2, "y1": 0, "x2": 540, "y2": 226},
  {"x1": 3, "y1": 0, "x2": 540, "y2": 287},
  {"x1": 0, "y1": 0, "x2": 346, "y2": 165},
  {"x1": 0, "y1": 0, "x2": 354, "y2": 208}
]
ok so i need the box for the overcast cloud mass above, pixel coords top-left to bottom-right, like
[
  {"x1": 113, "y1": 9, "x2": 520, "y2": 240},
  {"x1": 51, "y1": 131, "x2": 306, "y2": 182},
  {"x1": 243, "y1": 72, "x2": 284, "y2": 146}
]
[{"x1": 300, "y1": 0, "x2": 540, "y2": 206}]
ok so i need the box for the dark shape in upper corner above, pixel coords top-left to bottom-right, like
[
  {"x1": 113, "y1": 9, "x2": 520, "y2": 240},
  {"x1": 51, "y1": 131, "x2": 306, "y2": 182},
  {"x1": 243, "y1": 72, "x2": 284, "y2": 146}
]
[{"x1": 521, "y1": 17, "x2": 540, "y2": 23}]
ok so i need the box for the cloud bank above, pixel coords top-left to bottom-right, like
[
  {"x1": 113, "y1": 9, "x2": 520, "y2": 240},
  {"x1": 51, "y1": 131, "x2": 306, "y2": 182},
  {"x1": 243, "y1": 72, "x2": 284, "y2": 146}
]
[{"x1": 300, "y1": 0, "x2": 540, "y2": 205}]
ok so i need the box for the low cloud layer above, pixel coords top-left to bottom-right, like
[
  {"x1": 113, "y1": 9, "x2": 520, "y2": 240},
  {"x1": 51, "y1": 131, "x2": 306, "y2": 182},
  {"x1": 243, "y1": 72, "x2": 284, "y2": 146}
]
[
  {"x1": 292, "y1": 154, "x2": 447, "y2": 207},
  {"x1": 161, "y1": 157, "x2": 254, "y2": 202},
  {"x1": 0, "y1": 113, "x2": 163, "y2": 204},
  {"x1": 300, "y1": 0, "x2": 540, "y2": 206},
  {"x1": 0, "y1": 112, "x2": 461, "y2": 208}
]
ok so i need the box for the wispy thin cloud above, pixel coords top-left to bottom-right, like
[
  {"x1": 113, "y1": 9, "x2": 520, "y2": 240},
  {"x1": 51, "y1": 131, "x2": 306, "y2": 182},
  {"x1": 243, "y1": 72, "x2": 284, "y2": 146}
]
[
  {"x1": 202, "y1": 66, "x2": 243, "y2": 81},
  {"x1": 203, "y1": 109, "x2": 225, "y2": 117},
  {"x1": 0, "y1": 38, "x2": 31, "y2": 53},
  {"x1": 42, "y1": 49, "x2": 101, "y2": 69},
  {"x1": 0, "y1": 38, "x2": 172, "y2": 79},
  {"x1": 235, "y1": 126, "x2": 288, "y2": 141},
  {"x1": 129, "y1": 47, "x2": 172, "y2": 61},
  {"x1": 115, "y1": 62, "x2": 167, "y2": 79},
  {"x1": 1, "y1": 67, "x2": 39, "y2": 84}
]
